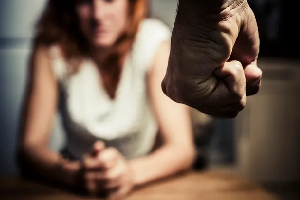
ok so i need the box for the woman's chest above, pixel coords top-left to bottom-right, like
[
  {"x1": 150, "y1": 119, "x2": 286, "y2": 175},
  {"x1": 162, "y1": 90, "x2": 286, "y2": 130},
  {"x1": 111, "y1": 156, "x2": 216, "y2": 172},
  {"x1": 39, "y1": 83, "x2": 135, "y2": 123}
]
[{"x1": 58, "y1": 61, "x2": 151, "y2": 139}]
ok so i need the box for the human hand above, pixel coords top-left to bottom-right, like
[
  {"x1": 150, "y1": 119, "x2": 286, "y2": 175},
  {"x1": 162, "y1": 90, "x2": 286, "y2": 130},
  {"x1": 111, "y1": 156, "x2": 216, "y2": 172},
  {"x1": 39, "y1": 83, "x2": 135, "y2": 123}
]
[
  {"x1": 82, "y1": 141, "x2": 134, "y2": 199},
  {"x1": 162, "y1": 0, "x2": 262, "y2": 118}
]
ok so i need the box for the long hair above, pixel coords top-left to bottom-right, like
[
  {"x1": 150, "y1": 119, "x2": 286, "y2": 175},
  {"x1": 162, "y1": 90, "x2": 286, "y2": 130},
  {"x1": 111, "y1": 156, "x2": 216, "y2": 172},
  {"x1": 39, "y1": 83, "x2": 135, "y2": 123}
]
[{"x1": 33, "y1": 0, "x2": 148, "y2": 98}]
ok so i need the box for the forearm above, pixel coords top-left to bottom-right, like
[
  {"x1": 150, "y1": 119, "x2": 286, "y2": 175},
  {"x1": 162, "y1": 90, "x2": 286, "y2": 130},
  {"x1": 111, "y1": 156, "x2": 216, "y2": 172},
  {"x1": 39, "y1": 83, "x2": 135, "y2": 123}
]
[
  {"x1": 18, "y1": 145, "x2": 81, "y2": 188},
  {"x1": 128, "y1": 144, "x2": 195, "y2": 186}
]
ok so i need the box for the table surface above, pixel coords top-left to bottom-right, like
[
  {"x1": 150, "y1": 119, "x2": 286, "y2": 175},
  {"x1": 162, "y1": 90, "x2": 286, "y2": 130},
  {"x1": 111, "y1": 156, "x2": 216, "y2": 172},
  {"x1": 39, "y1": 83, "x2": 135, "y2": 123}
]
[{"x1": 0, "y1": 170, "x2": 280, "y2": 200}]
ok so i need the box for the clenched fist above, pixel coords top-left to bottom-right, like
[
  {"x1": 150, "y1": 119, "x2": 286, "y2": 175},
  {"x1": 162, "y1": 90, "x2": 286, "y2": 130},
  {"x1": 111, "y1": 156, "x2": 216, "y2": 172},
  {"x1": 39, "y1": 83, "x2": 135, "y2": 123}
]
[{"x1": 162, "y1": 0, "x2": 262, "y2": 118}]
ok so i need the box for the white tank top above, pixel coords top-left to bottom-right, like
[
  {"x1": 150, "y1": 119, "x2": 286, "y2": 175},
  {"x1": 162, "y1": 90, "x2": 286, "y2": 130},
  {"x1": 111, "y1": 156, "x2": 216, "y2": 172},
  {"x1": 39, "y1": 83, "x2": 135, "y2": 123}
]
[{"x1": 49, "y1": 19, "x2": 171, "y2": 160}]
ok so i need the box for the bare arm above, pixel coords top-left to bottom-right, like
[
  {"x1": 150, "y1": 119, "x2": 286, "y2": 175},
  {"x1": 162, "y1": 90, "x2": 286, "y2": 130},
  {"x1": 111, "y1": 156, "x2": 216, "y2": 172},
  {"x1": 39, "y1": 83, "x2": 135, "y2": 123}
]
[
  {"x1": 128, "y1": 42, "x2": 196, "y2": 186},
  {"x1": 17, "y1": 46, "x2": 80, "y2": 188}
]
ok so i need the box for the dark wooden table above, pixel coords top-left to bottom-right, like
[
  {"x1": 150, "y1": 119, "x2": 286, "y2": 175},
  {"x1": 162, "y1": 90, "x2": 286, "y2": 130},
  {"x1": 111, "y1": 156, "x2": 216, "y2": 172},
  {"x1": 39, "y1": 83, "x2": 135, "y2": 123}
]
[{"x1": 0, "y1": 170, "x2": 280, "y2": 200}]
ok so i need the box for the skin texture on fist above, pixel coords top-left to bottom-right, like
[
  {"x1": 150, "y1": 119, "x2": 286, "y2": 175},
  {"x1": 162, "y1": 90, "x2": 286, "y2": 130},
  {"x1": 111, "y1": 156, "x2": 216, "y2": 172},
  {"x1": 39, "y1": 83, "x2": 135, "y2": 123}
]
[{"x1": 162, "y1": 0, "x2": 262, "y2": 118}]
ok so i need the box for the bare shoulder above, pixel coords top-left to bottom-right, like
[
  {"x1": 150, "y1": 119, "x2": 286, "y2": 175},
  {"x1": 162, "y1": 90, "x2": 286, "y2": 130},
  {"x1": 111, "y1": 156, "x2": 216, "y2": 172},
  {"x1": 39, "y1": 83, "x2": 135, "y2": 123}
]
[
  {"x1": 32, "y1": 44, "x2": 62, "y2": 62},
  {"x1": 136, "y1": 18, "x2": 171, "y2": 49},
  {"x1": 29, "y1": 44, "x2": 60, "y2": 83},
  {"x1": 151, "y1": 41, "x2": 171, "y2": 73},
  {"x1": 31, "y1": 44, "x2": 65, "y2": 80},
  {"x1": 156, "y1": 41, "x2": 171, "y2": 56}
]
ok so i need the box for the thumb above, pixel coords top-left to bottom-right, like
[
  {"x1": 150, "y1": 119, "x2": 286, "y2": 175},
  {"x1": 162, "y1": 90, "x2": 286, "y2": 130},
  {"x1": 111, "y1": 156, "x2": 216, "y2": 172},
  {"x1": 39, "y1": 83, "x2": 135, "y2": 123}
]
[
  {"x1": 244, "y1": 60, "x2": 262, "y2": 96},
  {"x1": 244, "y1": 60, "x2": 262, "y2": 82}
]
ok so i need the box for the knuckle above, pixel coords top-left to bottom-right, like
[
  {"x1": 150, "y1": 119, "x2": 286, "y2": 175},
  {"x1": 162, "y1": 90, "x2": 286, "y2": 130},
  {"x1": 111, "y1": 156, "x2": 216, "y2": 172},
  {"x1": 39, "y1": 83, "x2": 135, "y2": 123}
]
[
  {"x1": 102, "y1": 147, "x2": 117, "y2": 157},
  {"x1": 230, "y1": 61, "x2": 243, "y2": 76},
  {"x1": 106, "y1": 147, "x2": 119, "y2": 159},
  {"x1": 101, "y1": 161, "x2": 110, "y2": 169},
  {"x1": 229, "y1": 97, "x2": 246, "y2": 113},
  {"x1": 110, "y1": 147, "x2": 119, "y2": 155},
  {"x1": 105, "y1": 178, "x2": 120, "y2": 189},
  {"x1": 231, "y1": 90, "x2": 244, "y2": 101},
  {"x1": 231, "y1": 87, "x2": 245, "y2": 101},
  {"x1": 253, "y1": 66, "x2": 263, "y2": 79},
  {"x1": 103, "y1": 158, "x2": 116, "y2": 169},
  {"x1": 111, "y1": 180, "x2": 121, "y2": 189},
  {"x1": 161, "y1": 71, "x2": 184, "y2": 104},
  {"x1": 236, "y1": 98, "x2": 246, "y2": 111},
  {"x1": 250, "y1": 73, "x2": 262, "y2": 85},
  {"x1": 103, "y1": 171, "x2": 115, "y2": 180},
  {"x1": 174, "y1": 79, "x2": 206, "y2": 106},
  {"x1": 257, "y1": 69, "x2": 263, "y2": 79}
]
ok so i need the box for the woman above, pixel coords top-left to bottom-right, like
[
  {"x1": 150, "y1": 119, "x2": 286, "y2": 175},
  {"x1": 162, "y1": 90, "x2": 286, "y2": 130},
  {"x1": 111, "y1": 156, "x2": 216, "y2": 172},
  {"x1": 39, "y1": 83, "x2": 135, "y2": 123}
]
[{"x1": 18, "y1": 0, "x2": 195, "y2": 198}]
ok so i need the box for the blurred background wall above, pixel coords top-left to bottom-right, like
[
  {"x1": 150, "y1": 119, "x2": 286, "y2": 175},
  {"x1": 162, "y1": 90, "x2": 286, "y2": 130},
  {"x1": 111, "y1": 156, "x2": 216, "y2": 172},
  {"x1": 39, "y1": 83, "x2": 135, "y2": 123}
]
[{"x1": 0, "y1": 0, "x2": 48, "y2": 174}]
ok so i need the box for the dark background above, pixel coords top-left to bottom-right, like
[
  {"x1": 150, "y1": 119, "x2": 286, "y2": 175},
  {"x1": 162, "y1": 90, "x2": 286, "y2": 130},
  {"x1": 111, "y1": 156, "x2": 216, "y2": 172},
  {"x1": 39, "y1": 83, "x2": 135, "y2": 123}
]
[{"x1": 249, "y1": 0, "x2": 300, "y2": 58}]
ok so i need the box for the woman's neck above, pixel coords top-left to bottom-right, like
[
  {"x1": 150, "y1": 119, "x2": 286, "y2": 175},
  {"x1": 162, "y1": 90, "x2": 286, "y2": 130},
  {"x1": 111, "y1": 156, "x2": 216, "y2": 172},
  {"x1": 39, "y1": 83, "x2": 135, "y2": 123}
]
[
  {"x1": 87, "y1": 44, "x2": 121, "y2": 99},
  {"x1": 88, "y1": 46, "x2": 111, "y2": 64}
]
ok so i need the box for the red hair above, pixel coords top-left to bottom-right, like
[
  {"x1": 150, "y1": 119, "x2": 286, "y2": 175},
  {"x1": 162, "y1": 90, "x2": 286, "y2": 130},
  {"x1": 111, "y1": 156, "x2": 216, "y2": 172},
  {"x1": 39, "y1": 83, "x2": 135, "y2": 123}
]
[{"x1": 33, "y1": 0, "x2": 148, "y2": 98}]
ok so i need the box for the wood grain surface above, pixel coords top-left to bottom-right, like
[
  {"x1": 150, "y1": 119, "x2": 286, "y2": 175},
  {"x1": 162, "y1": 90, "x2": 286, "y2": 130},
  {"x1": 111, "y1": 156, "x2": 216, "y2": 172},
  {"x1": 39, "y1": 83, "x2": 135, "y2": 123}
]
[{"x1": 0, "y1": 171, "x2": 280, "y2": 200}]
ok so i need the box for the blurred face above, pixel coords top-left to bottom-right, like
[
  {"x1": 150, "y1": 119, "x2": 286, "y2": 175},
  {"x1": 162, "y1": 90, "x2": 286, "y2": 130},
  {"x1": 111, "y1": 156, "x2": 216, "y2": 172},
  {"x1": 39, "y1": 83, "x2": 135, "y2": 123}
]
[{"x1": 76, "y1": 0, "x2": 129, "y2": 49}]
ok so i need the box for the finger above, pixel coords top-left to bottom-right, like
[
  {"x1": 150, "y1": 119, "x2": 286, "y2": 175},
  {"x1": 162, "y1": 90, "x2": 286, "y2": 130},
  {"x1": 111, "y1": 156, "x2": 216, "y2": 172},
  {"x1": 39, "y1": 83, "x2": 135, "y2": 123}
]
[
  {"x1": 179, "y1": 60, "x2": 246, "y2": 108},
  {"x1": 98, "y1": 178, "x2": 121, "y2": 190},
  {"x1": 196, "y1": 93, "x2": 246, "y2": 118},
  {"x1": 97, "y1": 147, "x2": 120, "y2": 170},
  {"x1": 83, "y1": 141, "x2": 106, "y2": 170},
  {"x1": 214, "y1": 60, "x2": 246, "y2": 95},
  {"x1": 96, "y1": 164, "x2": 123, "y2": 189},
  {"x1": 86, "y1": 182, "x2": 98, "y2": 196},
  {"x1": 211, "y1": 61, "x2": 246, "y2": 105},
  {"x1": 108, "y1": 186, "x2": 131, "y2": 200},
  {"x1": 217, "y1": 93, "x2": 246, "y2": 113},
  {"x1": 92, "y1": 141, "x2": 105, "y2": 156},
  {"x1": 82, "y1": 154, "x2": 102, "y2": 170},
  {"x1": 84, "y1": 172, "x2": 98, "y2": 195},
  {"x1": 107, "y1": 190, "x2": 122, "y2": 200},
  {"x1": 244, "y1": 60, "x2": 261, "y2": 82},
  {"x1": 244, "y1": 61, "x2": 262, "y2": 96},
  {"x1": 84, "y1": 171, "x2": 120, "y2": 196}
]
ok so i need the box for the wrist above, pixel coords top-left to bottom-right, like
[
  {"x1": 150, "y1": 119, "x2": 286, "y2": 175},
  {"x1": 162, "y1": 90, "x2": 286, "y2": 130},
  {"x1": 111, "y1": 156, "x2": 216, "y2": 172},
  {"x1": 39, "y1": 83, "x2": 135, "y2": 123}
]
[
  {"x1": 127, "y1": 158, "x2": 149, "y2": 187},
  {"x1": 58, "y1": 158, "x2": 82, "y2": 188},
  {"x1": 127, "y1": 161, "x2": 139, "y2": 187}
]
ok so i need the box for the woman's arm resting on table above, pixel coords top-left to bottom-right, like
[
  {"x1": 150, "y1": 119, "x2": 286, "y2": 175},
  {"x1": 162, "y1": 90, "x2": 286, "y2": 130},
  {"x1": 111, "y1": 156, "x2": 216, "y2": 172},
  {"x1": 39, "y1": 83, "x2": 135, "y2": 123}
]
[
  {"x1": 128, "y1": 41, "x2": 196, "y2": 186},
  {"x1": 17, "y1": 46, "x2": 81, "y2": 188}
]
